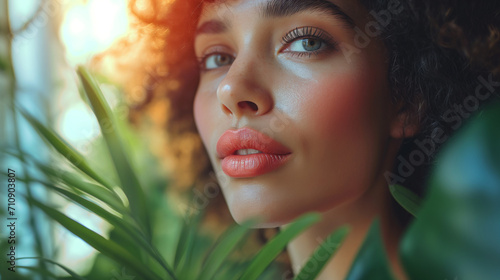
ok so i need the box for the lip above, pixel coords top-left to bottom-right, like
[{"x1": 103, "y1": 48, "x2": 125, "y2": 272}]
[{"x1": 216, "y1": 127, "x2": 292, "y2": 178}]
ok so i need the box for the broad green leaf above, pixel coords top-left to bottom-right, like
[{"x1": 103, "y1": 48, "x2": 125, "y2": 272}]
[
  {"x1": 199, "y1": 219, "x2": 256, "y2": 280},
  {"x1": 239, "y1": 212, "x2": 321, "y2": 280},
  {"x1": 77, "y1": 65, "x2": 151, "y2": 239},
  {"x1": 389, "y1": 184, "x2": 421, "y2": 218},
  {"x1": 294, "y1": 226, "x2": 349, "y2": 280},
  {"x1": 17, "y1": 257, "x2": 86, "y2": 280},
  {"x1": 18, "y1": 108, "x2": 114, "y2": 191},
  {"x1": 400, "y1": 101, "x2": 500, "y2": 279},
  {"x1": 29, "y1": 198, "x2": 166, "y2": 280},
  {"x1": 345, "y1": 219, "x2": 394, "y2": 280}
]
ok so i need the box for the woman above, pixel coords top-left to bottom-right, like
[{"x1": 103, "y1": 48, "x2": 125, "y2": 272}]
[{"x1": 110, "y1": 0, "x2": 499, "y2": 278}]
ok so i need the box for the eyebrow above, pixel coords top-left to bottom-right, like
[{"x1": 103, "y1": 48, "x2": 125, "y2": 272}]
[
  {"x1": 262, "y1": 0, "x2": 355, "y2": 27},
  {"x1": 195, "y1": 0, "x2": 355, "y2": 37},
  {"x1": 195, "y1": 20, "x2": 229, "y2": 36}
]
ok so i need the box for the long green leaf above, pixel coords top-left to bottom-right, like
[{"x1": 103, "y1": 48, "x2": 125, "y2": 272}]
[
  {"x1": 29, "y1": 198, "x2": 166, "y2": 280},
  {"x1": 389, "y1": 184, "x2": 421, "y2": 218},
  {"x1": 174, "y1": 212, "x2": 199, "y2": 270},
  {"x1": 32, "y1": 180, "x2": 175, "y2": 278},
  {"x1": 173, "y1": 217, "x2": 193, "y2": 271},
  {"x1": 174, "y1": 210, "x2": 205, "y2": 277},
  {"x1": 39, "y1": 182, "x2": 137, "y2": 234},
  {"x1": 7, "y1": 150, "x2": 126, "y2": 213},
  {"x1": 77, "y1": 65, "x2": 151, "y2": 239},
  {"x1": 18, "y1": 257, "x2": 86, "y2": 280},
  {"x1": 16, "y1": 266, "x2": 60, "y2": 279},
  {"x1": 294, "y1": 226, "x2": 349, "y2": 280},
  {"x1": 239, "y1": 213, "x2": 321, "y2": 280},
  {"x1": 38, "y1": 163, "x2": 126, "y2": 213},
  {"x1": 199, "y1": 219, "x2": 256, "y2": 280},
  {"x1": 18, "y1": 108, "x2": 114, "y2": 191}
]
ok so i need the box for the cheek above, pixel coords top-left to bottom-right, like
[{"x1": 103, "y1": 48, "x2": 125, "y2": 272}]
[
  {"x1": 284, "y1": 67, "x2": 392, "y2": 210},
  {"x1": 194, "y1": 76, "x2": 227, "y2": 149},
  {"x1": 193, "y1": 89, "x2": 214, "y2": 149},
  {"x1": 301, "y1": 69, "x2": 391, "y2": 142}
]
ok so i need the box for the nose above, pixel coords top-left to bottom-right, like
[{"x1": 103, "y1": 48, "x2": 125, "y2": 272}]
[{"x1": 216, "y1": 55, "x2": 273, "y2": 119}]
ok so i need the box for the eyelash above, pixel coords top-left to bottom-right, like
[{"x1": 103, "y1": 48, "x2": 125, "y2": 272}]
[
  {"x1": 197, "y1": 26, "x2": 337, "y2": 71},
  {"x1": 281, "y1": 26, "x2": 338, "y2": 58}
]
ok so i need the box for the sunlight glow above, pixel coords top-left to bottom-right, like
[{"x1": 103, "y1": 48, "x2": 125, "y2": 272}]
[
  {"x1": 60, "y1": 0, "x2": 129, "y2": 66},
  {"x1": 57, "y1": 103, "x2": 100, "y2": 151}
]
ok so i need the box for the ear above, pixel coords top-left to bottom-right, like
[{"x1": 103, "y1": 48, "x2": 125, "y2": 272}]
[{"x1": 390, "y1": 106, "x2": 420, "y2": 139}]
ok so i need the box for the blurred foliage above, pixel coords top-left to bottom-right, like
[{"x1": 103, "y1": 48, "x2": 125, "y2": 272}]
[
  {"x1": 347, "y1": 100, "x2": 500, "y2": 280},
  {"x1": 400, "y1": 100, "x2": 500, "y2": 280}
]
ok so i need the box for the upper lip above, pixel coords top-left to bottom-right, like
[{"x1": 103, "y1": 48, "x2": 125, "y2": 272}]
[{"x1": 216, "y1": 127, "x2": 292, "y2": 159}]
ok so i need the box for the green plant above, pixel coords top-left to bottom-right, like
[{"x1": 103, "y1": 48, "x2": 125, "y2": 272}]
[
  {"x1": 4, "y1": 61, "x2": 500, "y2": 279},
  {"x1": 346, "y1": 99, "x2": 500, "y2": 279},
  {"x1": 2, "y1": 66, "x2": 349, "y2": 279}
]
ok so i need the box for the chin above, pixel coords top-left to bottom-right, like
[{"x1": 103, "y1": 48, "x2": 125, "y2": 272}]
[{"x1": 227, "y1": 199, "x2": 310, "y2": 229}]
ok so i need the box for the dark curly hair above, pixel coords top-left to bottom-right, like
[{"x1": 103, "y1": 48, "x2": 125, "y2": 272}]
[
  {"x1": 356, "y1": 0, "x2": 500, "y2": 224},
  {"x1": 94, "y1": 0, "x2": 500, "y2": 235},
  {"x1": 357, "y1": 0, "x2": 499, "y2": 219}
]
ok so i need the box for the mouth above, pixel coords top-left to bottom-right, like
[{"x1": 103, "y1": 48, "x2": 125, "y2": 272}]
[
  {"x1": 216, "y1": 128, "x2": 292, "y2": 178},
  {"x1": 234, "y1": 149, "x2": 263, "y2": 155}
]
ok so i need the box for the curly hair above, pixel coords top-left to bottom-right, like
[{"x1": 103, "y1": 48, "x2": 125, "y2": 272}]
[
  {"x1": 358, "y1": 0, "x2": 499, "y2": 200},
  {"x1": 357, "y1": 0, "x2": 500, "y2": 224},
  {"x1": 95, "y1": 0, "x2": 500, "y2": 234}
]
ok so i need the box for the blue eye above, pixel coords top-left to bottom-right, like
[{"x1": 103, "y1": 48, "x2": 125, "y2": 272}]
[
  {"x1": 289, "y1": 38, "x2": 324, "y2": 52},
  {"x1": 201, "y1": 53, "x2": 234, "y2": 70}
]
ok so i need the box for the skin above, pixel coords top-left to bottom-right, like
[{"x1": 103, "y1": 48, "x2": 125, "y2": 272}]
[{"x1": 193, "y1": 0, "x2": 414, "y2": 278}]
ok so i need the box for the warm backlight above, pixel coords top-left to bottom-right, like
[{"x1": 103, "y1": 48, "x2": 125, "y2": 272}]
[{"x1": 60, "y1": 0, "x2": 129, "y2": 66}]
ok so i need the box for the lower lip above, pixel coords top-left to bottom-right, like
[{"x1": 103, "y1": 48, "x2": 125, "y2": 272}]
[{"x1": 221, "y1": 153, "x2": 291, "y2": 178}]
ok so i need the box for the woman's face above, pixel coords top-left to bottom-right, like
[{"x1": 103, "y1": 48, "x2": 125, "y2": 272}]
[{"x1": 193, "y1": 0, "x2": 403, "y2": 227}]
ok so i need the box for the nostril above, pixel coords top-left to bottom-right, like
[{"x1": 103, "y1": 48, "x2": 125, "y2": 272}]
[{"x1": 238, "y1": 101, "x2": 258, "y2": 111}]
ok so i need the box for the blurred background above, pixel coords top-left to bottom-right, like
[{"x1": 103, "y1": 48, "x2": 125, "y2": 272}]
[{"x1": 0, "y1": 0, "x2": 179, "y2": 278}]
